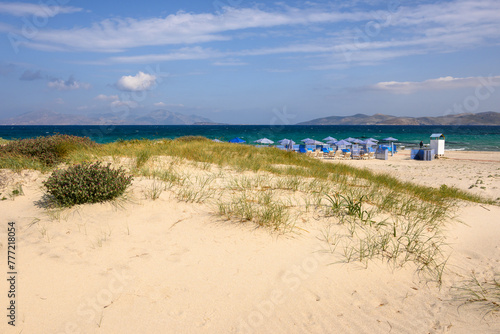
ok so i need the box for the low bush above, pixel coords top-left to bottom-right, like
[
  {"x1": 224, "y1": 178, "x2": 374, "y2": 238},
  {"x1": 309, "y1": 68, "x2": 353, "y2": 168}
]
[
  {"x1": 44, "y1": 162, "x2": 133, "y2": 207},
  {"x1": 0, "y1": 135, "x2": 97, "y2": 166}
]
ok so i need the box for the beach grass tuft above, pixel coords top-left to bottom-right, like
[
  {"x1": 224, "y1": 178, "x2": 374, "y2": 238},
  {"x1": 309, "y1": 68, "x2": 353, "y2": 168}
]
[{"x1": 453, "y1": 272, "x2": 500, "y2": 318}]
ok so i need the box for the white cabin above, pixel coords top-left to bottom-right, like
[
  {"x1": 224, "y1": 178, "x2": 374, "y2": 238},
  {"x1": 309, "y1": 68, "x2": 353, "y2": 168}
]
[{"x1": 430, "y1": 133, "x2": 445, "y2": 156}]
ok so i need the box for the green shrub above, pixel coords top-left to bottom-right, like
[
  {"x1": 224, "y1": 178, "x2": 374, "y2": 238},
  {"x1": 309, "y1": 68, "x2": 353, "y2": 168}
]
[
  {"x1": 0, "y1": 135, "x2": 97, "y2": 166},
  {"x1": 44, "y1": 162, "x2": 133, "y2": 207}
]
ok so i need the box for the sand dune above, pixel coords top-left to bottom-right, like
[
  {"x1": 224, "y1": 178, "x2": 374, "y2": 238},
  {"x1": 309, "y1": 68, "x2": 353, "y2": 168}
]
[{"x1": 1, "y1": 152, "x2": 499, "y2": 333}]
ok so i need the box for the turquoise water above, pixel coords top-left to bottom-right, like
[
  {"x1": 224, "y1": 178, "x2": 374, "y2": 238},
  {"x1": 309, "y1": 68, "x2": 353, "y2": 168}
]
[{"x1": 0, "y1": 125, "x2": 499, "y2": 151}]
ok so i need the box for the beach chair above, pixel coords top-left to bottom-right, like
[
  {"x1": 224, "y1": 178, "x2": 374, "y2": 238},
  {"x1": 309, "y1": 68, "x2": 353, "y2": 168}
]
[
  {"x1": 343, "y1": 152, "x2": 351, "y2": 160},
  {"x1": 327, "y1": 150, "x2": 336, "y2": 159},
  {"x1": 368, "y1": 152, "x2": 374, "y2": 159}
]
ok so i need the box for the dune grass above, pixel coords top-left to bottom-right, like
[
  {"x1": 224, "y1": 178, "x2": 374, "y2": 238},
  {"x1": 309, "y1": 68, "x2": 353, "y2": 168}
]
[
  {"x1": 58, "y1": 136, "x2": 493, "y2": 205},
  {"x1": 1, "y1": 135, "x2": 493, "y2": 206},
  {"x1": 1, "y1": 135, "x2": 497, "y2": 286},
  {"x1": 453, "y1": 272, "x2": 500, "y2": 318}
]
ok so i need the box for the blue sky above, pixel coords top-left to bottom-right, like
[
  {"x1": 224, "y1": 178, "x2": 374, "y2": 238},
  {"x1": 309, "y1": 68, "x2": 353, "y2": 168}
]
[{"x1": 0, "y1": 0, "x2": 499, "y2": 124}]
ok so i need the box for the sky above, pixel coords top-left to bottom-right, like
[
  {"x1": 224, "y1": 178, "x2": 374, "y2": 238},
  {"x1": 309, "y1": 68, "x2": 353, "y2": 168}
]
[{"x1": 0, "y1": 0, "x2": 499, "y2": 124}]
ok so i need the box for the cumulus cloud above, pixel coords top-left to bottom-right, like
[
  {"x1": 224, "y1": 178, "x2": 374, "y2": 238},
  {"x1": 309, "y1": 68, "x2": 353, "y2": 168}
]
[
  {"x1": 0, "y1": 2, "x2": 82, "y2": 17},
  {"x1": 154, "y1": 102, "x2": 166, "y2": 107},
  {"x1": 370, "y1": 75, "x2": 500, "y2": 94},
  {"x1": 47, "y1": 76, "x2": 91, "y2": 90},
  {"x1": 116, "y1": 72, "x2": 156, "y2": 92}
]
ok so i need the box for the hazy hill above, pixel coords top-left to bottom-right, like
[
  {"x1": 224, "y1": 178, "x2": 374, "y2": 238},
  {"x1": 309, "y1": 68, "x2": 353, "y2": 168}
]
[
  {"x1": 297, "y1": 112, "x2": 500, "y2": 125},
  {"x1": 0, "y1": 109, "x2": 215, "y2": 125},
  {"x1": 132, "y1": 110, "x2": 212, "y2": 125}
]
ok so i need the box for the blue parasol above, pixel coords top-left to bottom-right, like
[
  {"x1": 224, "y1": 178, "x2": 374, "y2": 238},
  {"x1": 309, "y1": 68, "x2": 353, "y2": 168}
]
[{"x1": 229, "y1": 137, "x2": 246, "y2": 143}]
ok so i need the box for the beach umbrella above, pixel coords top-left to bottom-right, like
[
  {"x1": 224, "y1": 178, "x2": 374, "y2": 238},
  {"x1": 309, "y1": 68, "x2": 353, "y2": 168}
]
[
  {"x1": 229, "y1": 137, "x2": 246, "y2": 143},
  {"x1": 334, "y1": 140, "x2": 352, "y2": 147},
  {"x1": 383, "y1": 137, "x2": 398, "y2": 141},
  {"x1": 344, "y1": 137, "x2": 358, "y2": 142},
  {"x1": 360, "y1": 140, "x2": 377, "y2": 146},
  {"x1": 278, "y1": 138, "x2": 295, "y2": 145},
  {"x1": 366, "y1": 137, "x2": 379, "y2": 142},
  {"x1": 350, "y1": 138, "x2": 363, "y2": 144},
  {"x1": 383, "y1": 137, "x2": 398, "y2": 156},
  {"x1": 323, "y1": 136, "x2": 337, "y2": 142},
  {"x1": 326, "y1": 140, "x2": 338, "y2": 145},
  {"x1": 254, "y1": 138, "x2": 274, "y2": 145},
  {"x1": 303, "y1": 139, "x2": 325, "y2": 145}
]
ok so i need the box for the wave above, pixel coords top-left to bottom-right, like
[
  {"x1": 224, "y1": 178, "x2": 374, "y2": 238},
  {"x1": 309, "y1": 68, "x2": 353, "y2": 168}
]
[{"x1": 446, "y1": 148, "x2": 466, "y2": 151}]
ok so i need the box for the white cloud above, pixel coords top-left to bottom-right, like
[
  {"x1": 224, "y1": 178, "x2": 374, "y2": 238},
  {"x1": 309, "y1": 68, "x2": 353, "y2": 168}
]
[
  {"x1": 95, "y1": 94, "x2": 119, "y2": 101},
  {"x1": 3, "y1": 0, "x2": 499, "y2": 72},
  {"x1": 47, "y1": 76, "x2": 91, "y2": 90},
  {"x1": 12, "y1": 6, "x2": 374, "y2": 52},
  {"x1": 10, "y1": 0, "x2": 497, "y2": 56},
  {"x1": 110, "y1": 100, "x2": 139, "y2": 109},
  {"x1": 0, "y1": 2, "x2": 82, "y2": 17},
  {"x1": 370, "y1": 75, "x2": 500, "y2": 94},
  {"x1": 116, "y1": 72, "x2": 156, "y2": 92},
  {"x1": 154, "y1": 102, "x2": 166, "y2": 107},
  {"x1": 110, "y1": 47, "x2": 219, "y2": 64}
]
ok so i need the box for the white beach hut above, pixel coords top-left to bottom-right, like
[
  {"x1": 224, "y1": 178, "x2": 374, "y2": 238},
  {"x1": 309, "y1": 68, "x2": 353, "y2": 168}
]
[{"x1": 430, "y1": 133, "x2": 445, "y2": 156}]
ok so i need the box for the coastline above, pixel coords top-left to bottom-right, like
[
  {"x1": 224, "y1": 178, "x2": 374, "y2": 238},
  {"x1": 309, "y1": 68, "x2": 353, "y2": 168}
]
[
  {"x1": 1, "y1": 146, "x2": 499, "y2": 333},
  {"x1": 1, "y1": 124, "x2": 499, "y2": 151}
]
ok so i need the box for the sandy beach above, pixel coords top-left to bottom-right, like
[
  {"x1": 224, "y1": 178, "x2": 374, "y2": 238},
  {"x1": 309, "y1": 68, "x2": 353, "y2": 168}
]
[
  {"x1": 325, "y1": 150, "x2": 500, "y2": 200},
  {"x1": 1, "y1": 150, "x2": 499, "y2": 334}
]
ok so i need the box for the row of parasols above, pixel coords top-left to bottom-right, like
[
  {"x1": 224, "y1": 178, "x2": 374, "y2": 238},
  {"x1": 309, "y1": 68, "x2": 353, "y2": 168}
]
[{"x1": 220, "y1": 136, "x2": 398, "y2": 147}]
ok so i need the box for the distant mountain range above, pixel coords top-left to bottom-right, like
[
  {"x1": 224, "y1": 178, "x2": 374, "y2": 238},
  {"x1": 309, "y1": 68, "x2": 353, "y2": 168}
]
[
  {"x1": 297, "y1": 111, "x2": 500, "y2": 125},
  {"x1": 0, "y1": 109, "x2": 215, "y2": 125},
  {"x1": 1, "y1": 110, "x2": 499, "y2": 126}
]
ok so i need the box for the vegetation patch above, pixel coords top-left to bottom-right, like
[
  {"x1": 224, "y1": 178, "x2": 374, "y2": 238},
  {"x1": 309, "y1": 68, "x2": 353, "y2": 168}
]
[
  {"x1": 44, "y1": 162, "x2": 132, "y2": 207},
  {"x1": 0, "y1": 135, "x2": 98, "y2": 169}
]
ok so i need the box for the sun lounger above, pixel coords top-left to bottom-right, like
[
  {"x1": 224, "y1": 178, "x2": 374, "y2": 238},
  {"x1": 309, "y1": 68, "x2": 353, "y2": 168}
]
[
  {"x1": 343, "y1": 152, "x2": 351, "y2": 160},
  {"x1": 327, "y1": 150, "x2": 338, "y2": 159}
]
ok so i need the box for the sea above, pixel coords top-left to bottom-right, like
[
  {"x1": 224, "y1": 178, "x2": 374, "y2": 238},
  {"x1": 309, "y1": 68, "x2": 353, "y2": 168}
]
[{"x1": 0, "y1": 125, "x2": 499, "y2": 151}]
